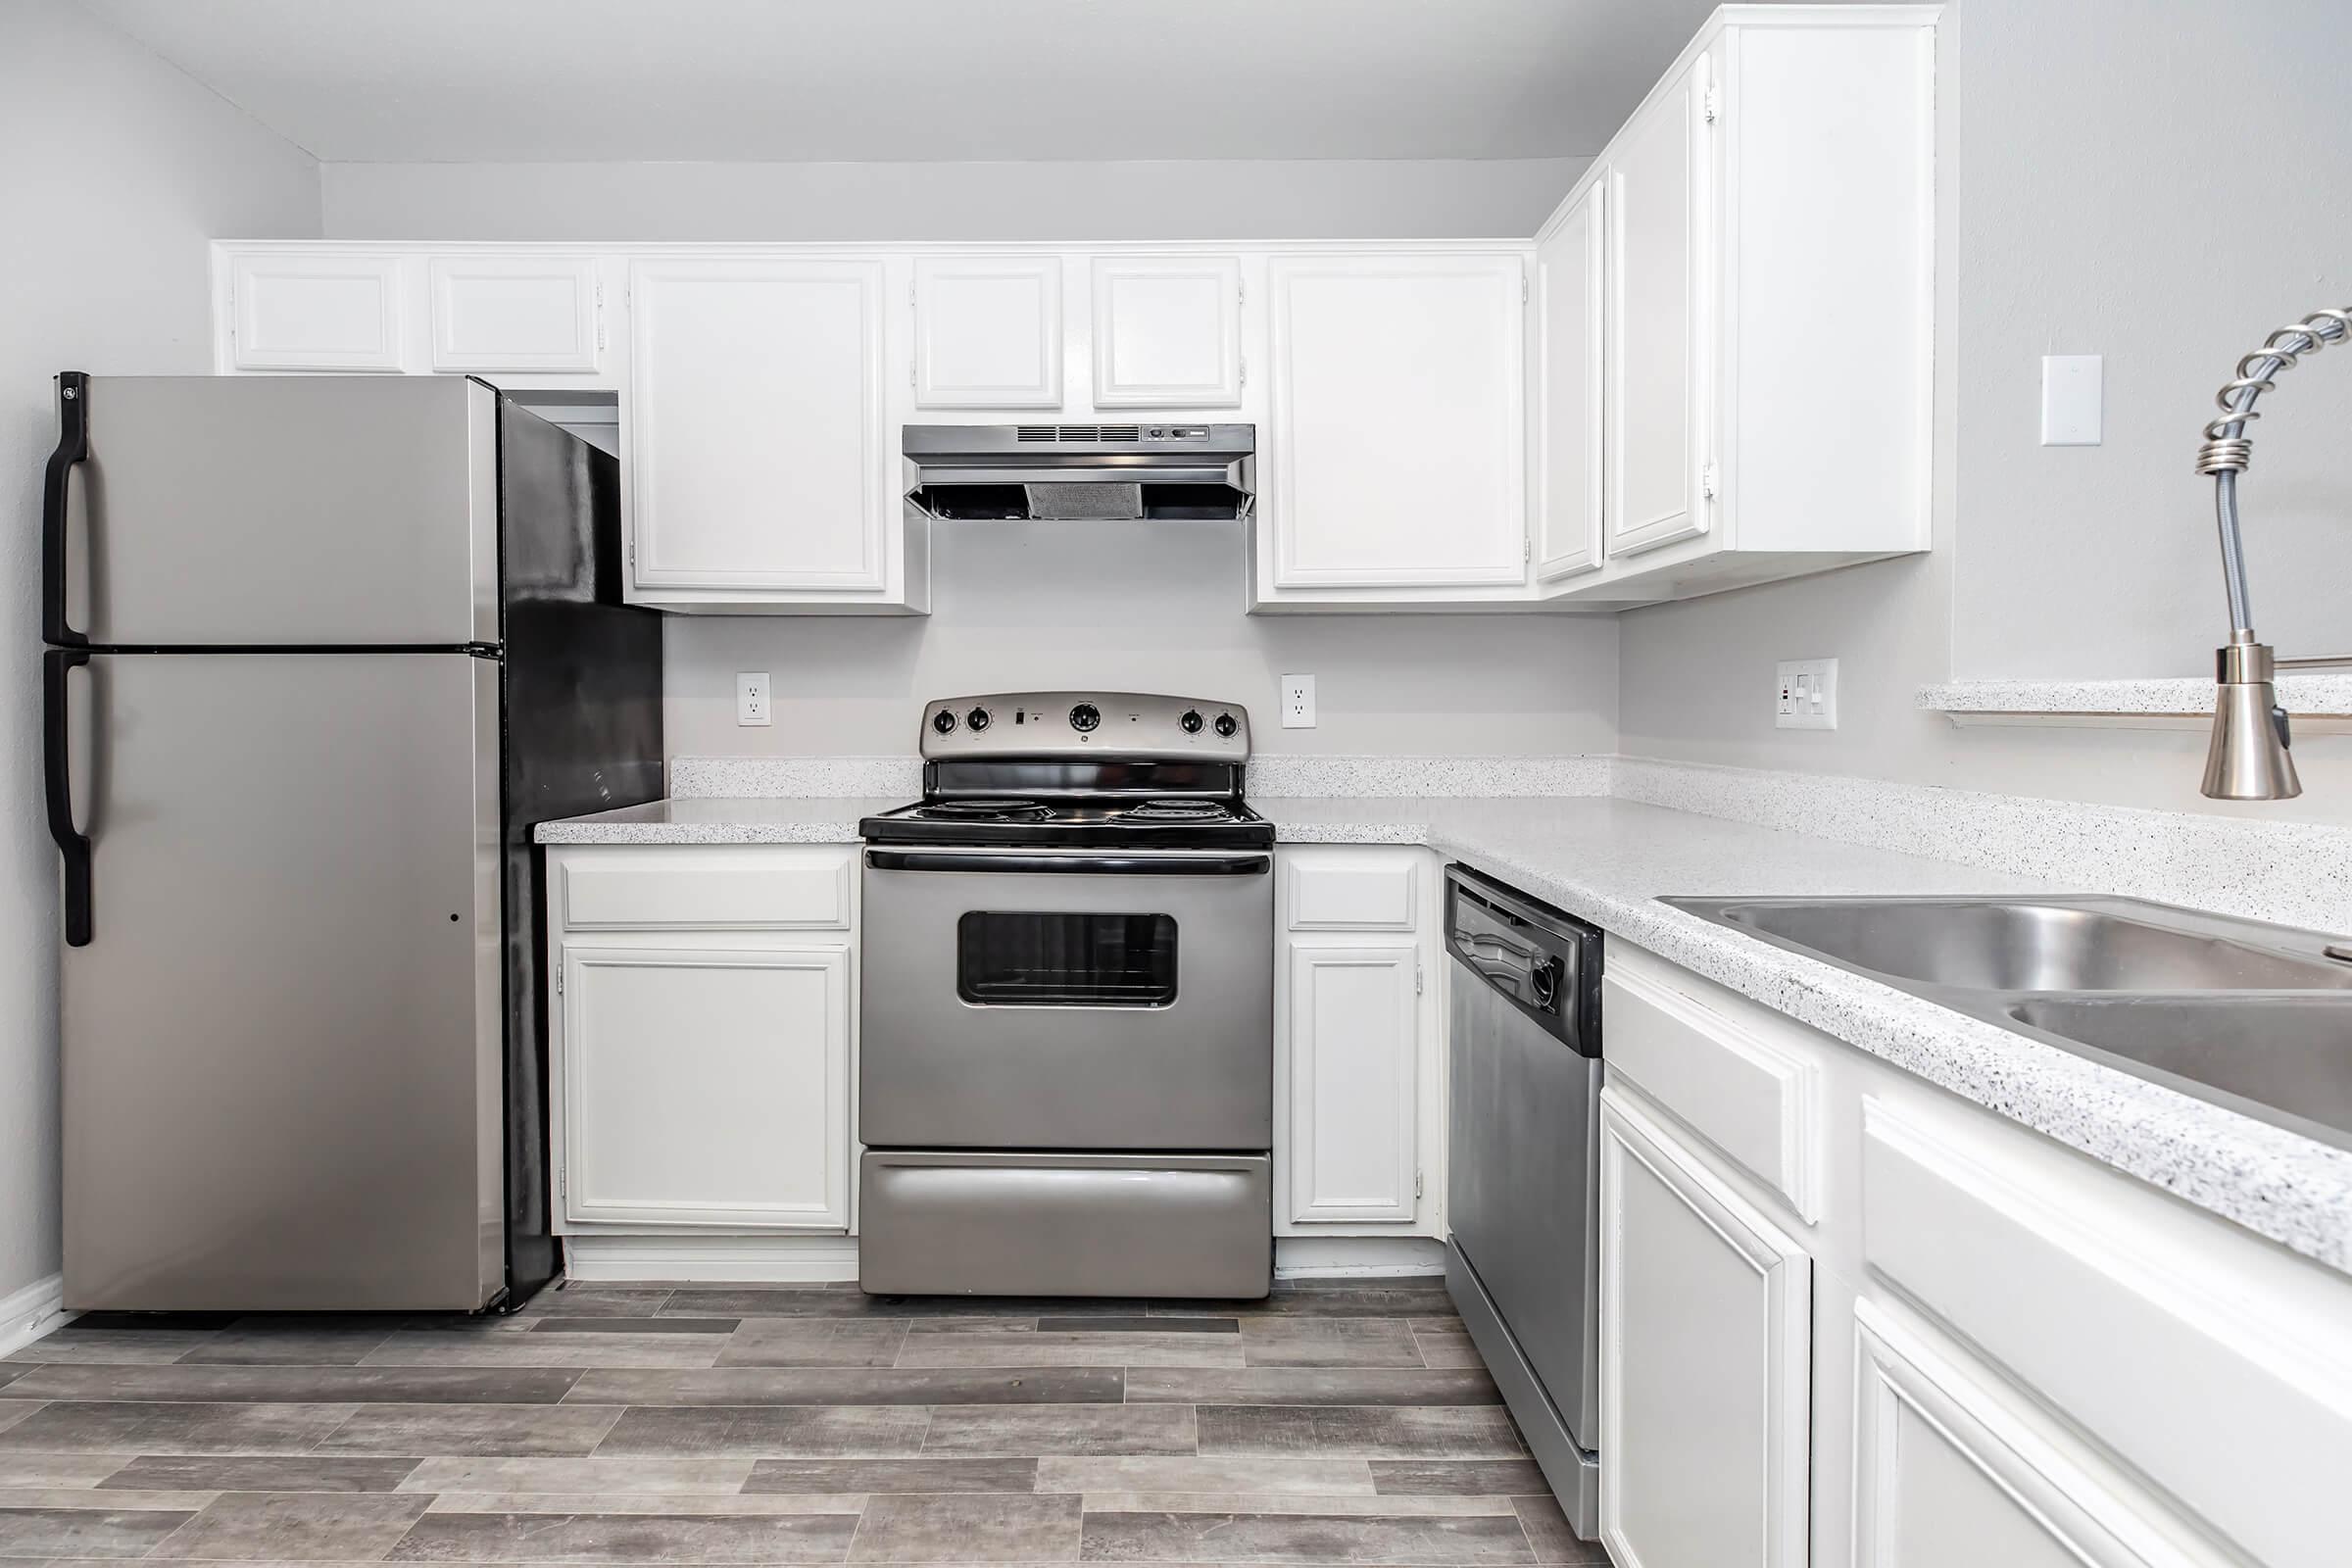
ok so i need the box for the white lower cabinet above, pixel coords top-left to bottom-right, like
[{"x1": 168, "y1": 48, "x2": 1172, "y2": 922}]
[
  {"x1": 1274, "y1": 847, "x2": 1444, "y2": 1235},
  {"x1": 1598, "y1": 1084, "x2": 1812, "y2": 1568},
  {"x1": 546, "y1": 846, "x2": 857, "y2": 1238}
]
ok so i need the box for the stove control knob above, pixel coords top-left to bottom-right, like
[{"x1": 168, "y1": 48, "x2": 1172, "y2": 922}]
[
  {"x1": 1068, "y1": 703, "x2": 1102, "y2": 733},
  {"x1": 1179, "y1": 709, "x2": 1204, "y2": 734},
  {"x1": 931, "y1": 709, "x2": 957, "y2": 735},
  {"x1": 966, "y1": 707, "x2": 992, "y2": 732},
  {"x1": 1213, "y1": 711, "x2": 1239, "y2": 738}
]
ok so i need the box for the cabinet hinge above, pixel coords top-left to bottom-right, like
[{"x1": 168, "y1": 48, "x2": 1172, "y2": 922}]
[
  {"x1": 1415, "y1": 962, "x2": 1426, "y2": 996},
  {"x1": 558, "y1": 1165, "x2": 566, "y2": 1200},
  {"x1": 1415, "y1": 1169, "x2": 1426, "y2": 1199},
  {"x1": 555, "y1": 965, "x2": 564, "y2": 997},
  {"x1": 1523, "y1": 536, "x2": 1532, "y2": 563},
  {"x1": 1701, "y1": 460, "x2": 1719, "y2": 502},
  {"x1": 1239, "y1": 359, "x2": 1248, "y2": 389},
  {"x1": 1703, "y1": 85, "x2": 1720, "y2": 124},
  {"x1": 594, "y1": 280, "x2": 606, "y2": 353},
  {"x1": 1522, "y1": 272, "x2": 1530, "y2": 305}
]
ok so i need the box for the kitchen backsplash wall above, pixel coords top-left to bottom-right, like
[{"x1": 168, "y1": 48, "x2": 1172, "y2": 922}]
[{"x1": 663, "y1": 520, "x2": 1621, "y2": 758}]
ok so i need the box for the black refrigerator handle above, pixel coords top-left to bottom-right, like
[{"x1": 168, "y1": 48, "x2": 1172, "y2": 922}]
[
  {"x1": 44, "y1": 649, "x2": 92, "y2": 948},
  {"x1": 42, "y1": 371, "x2": 89, "y2": 649}
]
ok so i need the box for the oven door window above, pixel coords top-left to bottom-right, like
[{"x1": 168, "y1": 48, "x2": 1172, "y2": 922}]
[{"x1": 956, "y1": 910, "x2": 1178, "y2": 1007}]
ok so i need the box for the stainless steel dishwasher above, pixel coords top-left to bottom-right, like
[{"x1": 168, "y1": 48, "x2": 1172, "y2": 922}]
[{"x1": 1444, "y1": 864, "x2": 1604, "y2": 1538}]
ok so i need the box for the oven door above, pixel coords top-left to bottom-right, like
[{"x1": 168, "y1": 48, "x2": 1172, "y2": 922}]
[{"x1": 860, "y1": 847, "x2": 1274, "y2": 1151}]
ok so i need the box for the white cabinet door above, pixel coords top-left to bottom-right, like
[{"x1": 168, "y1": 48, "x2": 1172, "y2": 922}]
[
  {"x1": 1286, "y1": 943, "x2": 1419, "y2": 1223},
  {"x1": 1265, "y1": 253, "x2": 1528, "y2": 589},
  {"x1": 1091, "y1": 255, "x2": 1244, "y2": 408},
  {"x1": 1534, "y1": 182, "x2": 1605, "y2": 582},
  {"x1": 1606, "y1": 54, "x2": 1713, "y2": 559},
  {"x1": 226, "y1": 251, "x2": 407, "y2": 371},
  {"x1": 559, "y1": 944, "x2": 851, "y2": 1230},
  {"x1": 913, "y1": 255, "x2": 1062, "y2": 408},
  {"x1": 627, "y1": 257, "x2": 889, "y2": 595},
  {"x1": 1600, "y1": 1087, "x2": 1809, "y2": 1568},
  {"x1": 428, "y1": 255, "x2": 601, "y2": 373},
  {"x1": 1853, "y1": 1302, "x2": 2221, "y2": 1568}
]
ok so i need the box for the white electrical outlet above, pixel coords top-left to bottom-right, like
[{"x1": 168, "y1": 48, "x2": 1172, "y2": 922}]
[
  {"x1": 1280, "y1": 674, "x2": 1316, "y2": 729},
  {"x1": 1775, "y1": 659, "x2": 1838, "y2": 730},
  {"x1": 736, "y1": 671, "x2": 771, "y2": 726}
]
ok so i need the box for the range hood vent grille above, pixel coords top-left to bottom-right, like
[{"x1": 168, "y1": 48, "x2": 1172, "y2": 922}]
[
  {"x1": 906, "y1": 423, "x2": 1255, "y2": 522},
  {"x1": 1016, "y1": 424, "x2": 1143, "y2": 444}
]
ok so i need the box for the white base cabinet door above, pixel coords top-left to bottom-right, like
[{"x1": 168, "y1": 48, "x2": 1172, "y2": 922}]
[
  {"x1": 558, "y1": 943, "x2": 851, "y2": 1231},
  {"x1": 1600, "y1": 1085, "x2": 1811, "y2": 1568},
  {"x1": 1285, "y1": 943, "x2": 1420, "y2": 1225}
]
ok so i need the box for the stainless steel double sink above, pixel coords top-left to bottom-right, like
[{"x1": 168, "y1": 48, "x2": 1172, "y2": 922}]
[{"x1": 1659, "y1": 895, "x2": 2352, "y2": 1149}]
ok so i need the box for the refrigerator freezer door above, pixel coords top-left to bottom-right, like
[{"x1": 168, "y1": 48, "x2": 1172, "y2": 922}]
[
  {"x1": 59, "y1": 652, "x2": 504, "y2": 1311},
  {"x1": 62, "y1": 376, "x2": 497, "y2": 648}
]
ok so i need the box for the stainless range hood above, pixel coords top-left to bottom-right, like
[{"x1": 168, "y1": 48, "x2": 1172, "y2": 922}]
[{"x1": 905, "y1": 423, "x2": 1254, "y2": 521}]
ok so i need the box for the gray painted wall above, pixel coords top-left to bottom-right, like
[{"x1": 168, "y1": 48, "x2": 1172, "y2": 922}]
[
  {"x1": 1620, "y1": 0, "x2": 2352, "y2": 825},
  {"x1": 0, "y1": 0, "x2": 319, "y2": 1307}
]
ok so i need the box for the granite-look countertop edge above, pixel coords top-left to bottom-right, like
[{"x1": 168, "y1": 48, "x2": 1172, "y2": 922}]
[{"x1": 534, "y1": 798, "x2": 895, "y2": 845}]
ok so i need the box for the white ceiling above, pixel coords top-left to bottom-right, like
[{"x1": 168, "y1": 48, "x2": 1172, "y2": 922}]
[{"x1": 79, "y1": 0, "x2": 1732, "y2": 164}]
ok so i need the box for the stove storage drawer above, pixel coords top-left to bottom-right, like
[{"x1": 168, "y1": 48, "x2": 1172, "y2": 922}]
[{"x1": 858, "y1": 1151, "x2": 1272, "y2": 1298}]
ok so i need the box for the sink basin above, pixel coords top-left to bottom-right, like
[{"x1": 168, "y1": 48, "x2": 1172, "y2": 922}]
[
  {"x1": 2007, "y1": 996, "x2": 2352, "y2": 1146},
  {"x1": 1659, "y1": 896, "x2": 2352, "y2": 994},
  {"x1": 1660, "y1": 893, "x2": 2352, "y2": 1151}
]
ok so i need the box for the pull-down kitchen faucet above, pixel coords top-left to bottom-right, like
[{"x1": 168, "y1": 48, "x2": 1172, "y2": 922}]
[{"x1": 2197, "y1": 308, "x2": 2352, "y2": 800}]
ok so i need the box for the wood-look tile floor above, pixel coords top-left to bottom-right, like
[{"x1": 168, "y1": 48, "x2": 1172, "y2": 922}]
[{"x1": 0, "y1": 1281, "x2": 1608, "y2": 1566}]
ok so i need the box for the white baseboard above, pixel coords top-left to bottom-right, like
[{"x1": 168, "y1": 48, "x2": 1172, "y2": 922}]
[
  {"x1": 1275, "y1": 1236, "x2": 1447, "y2": 1279},
  {"x1": 0, "y1": 1273, "x2": 71, "y2": 1357},
  {"x1": 561, "y1": 1233, "x2": 1446, "y2": 1287},
  {"x1": 563, "y1": 1234, "x2": 860, "y2": 1283}
]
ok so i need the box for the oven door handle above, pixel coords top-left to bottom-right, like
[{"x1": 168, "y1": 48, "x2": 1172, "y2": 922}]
[{"x1": 865, "y1": 849, "x2": 1271, "y2": 877}]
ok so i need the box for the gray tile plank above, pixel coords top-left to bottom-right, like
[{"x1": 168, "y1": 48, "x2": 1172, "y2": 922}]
[
  {"x1": 1034, "y1": 1456, "x2": 1374, "y2": 1495},
  {"x1": 147, "y1": 1489, "x2": 432, "y2": 1560},
  {"x1": 1366, "y1": 1459, "x2": 1550, "y2": 1495},
  {"x1": 1079, "y1": 1491, "x2": 1515, "y2": 1516},
  {"x1": 98, "y1": 1456, "x2": 422, "y2": 1494},
  {"x1": 0, "y1": 1364, "x2": 580, "y2": 1405},
  {"x1": 528, "y1": 1319, "x2": 739, "y2": 1336},
  {"x1": 1150, "y1": 1288, "x2": 1454, "y2": 1319},
  {"x1": 920, "y1": 1405, "x2": 1196, "y2": 1457},
  {"x1": 1238, "y1": 1321, "x2": 1424, "y2": 1369},
  {"x1": 712, "y1": 1322, "x2": 908, "y2": 1369},
  {"x1": 387, "y1": 1508, "x2": 858, "y2": 1562},
  {"x1": 1033, "y1": 1318, "x2": 1237, "y2": 1335},
  {"x1": 0, "y1": 1366, "x2": 21, "y2": 1390},
  {"x1": 318, "y1": 1403, "x2": 625, "y2": 1458},
  {"x1": 664, "y1": 1290, "x2": 1140, "y2": 1320},
  {"x1": 895, "y1": 1333, "x2": 1244, "y2": 1371},
  {"x1": 514, "y1": 1288, "x2": 677, "y2": 1318},
  {"x1": 593, "y1": 1406, "x2": 931, "y2": 1458},
  {"x1": 398, "y1": 1456, "x2": 757, "y2": 1496},
  {"x1": 742, "y1": 1458, "x2": 1038, "y2": 1494},
  {"x1": 0, "y1": 1455, "x2": 139, "y2": 1489},
  {"x1": 362, "y1": 1334, "x2": 722, "y2": 1370},
  {"x1": 1126, "y1": 1368, "x2": 1501, "y2": 1406},
  {"x1": 1410, "y1": 1326, "x2": 1485, "y2": 1370},
  {"x1": 1196, "y1": 1406, "x2": 1526, "y2": 1459},
  {"x1": 1079, "y1": 1509, "x2": 1535, "y2": 1563},
  {"x1": 0, "y1": 1402, "x2": 360, "y2": 1456},
  {"x1": 7, "y1": 1330, "x2": 225, "y2": 1366},
  {"x1": 0, "y1": 1502, "x2": 196, "y2": 1558},
  {"x1": 565, "y1": 1367, "x2": 1121, "y2": 1406},
  {"x1": 174, "y1": 1317, "x2": 406, "y2": 1366},
  {"x1": 1511, "y1": 1494, "x2": 1607, "y2": 1563},
  {"x1": 0, "y1": 1405, "x2": 35, "y2": 1438},
  {"x1": 850, "y1": 1492, "x2": 1082, "y2": 1563}
]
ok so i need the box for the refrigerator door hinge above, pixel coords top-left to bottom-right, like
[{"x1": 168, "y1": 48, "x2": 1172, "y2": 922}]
[{"x1": 1701, "y1": 460, "x2": 1719, "y2": 502}]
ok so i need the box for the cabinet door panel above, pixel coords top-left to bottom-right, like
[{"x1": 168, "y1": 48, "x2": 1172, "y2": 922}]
[
  {"x1": 914, "y1": 255, "x2": 1061, "y2": 408},
  {"x1": 1607, "y1": 57, "x2": 1712, "y2": 559},
  {"x1": 429, "y1": 255, "x2": 600, "y2": 373},
  {"x1": 1287, "y1": 943, "x2": 1419, "y2": 1223},
  {"x1": 228, "y1": 252, "x2": 407, "y2": 371},
  {"x1": 1535, "y1": 184, "x2": 1605, "y2": 582},
  {"x1": 1266, "y1": 254, "x2": 1527, "y2": 589},
  {"x1": 628, "y1": 258, "x2": 887, "y2": 592},
  {"x1": 560, "y1": 945, "x2": 851, "y2": 1229},
  {"x1": 1092, "y1": 255, "x2": 1244, "y2": 408},
  {"x1": 1599, "y1": 1087, "x2": 1808, "y2": 1568}
]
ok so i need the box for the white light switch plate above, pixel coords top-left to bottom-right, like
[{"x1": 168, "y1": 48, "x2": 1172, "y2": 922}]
[
  {"x1": 2041, "y1": 354, "x2": 2103, "y2": 445},
  {"x1": 1280, "y1": 674, "x2": 1316, "y2": 729},
  {"x1": 1776, "y1": 658, "x2": 1838, "y2": 730},
  {"x1": 736, "y1": 671, "x2": 771, "y2": 726}
]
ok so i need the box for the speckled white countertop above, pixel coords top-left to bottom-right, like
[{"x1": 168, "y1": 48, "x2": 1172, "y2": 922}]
[{"x1": 538, "y1": 792, "x2": 2352, "y2": 1273}]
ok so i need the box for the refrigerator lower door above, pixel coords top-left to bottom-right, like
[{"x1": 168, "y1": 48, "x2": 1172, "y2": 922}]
[
  {"x1": 58, "y1": 376, "x2": 498, "y2": 647},
  {"x1": 58, "y1": 652, "x2": 504, "y2": 1311}
]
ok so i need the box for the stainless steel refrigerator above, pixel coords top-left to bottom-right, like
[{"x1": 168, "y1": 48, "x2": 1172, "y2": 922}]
[{"x1": 41, "y1": 372, "x2": 662, "y2": 1312}]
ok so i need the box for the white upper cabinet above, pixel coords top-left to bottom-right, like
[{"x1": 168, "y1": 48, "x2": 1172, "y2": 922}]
[
  {"x1": 1261, "y1": 252, "x2": 1528, "y2": 593},
  {"x1": 1605, "y1": 54, "x2": 1711, "y2": 561},
  {"x1": 1091, "y1": 255, "x2": 1245, "y2": 408},
  {"x1": 912, "y1": 255, "x2": 1062, "y2": 408},
  {"x1": 628, "y1": 256, "x2": 912, "y2": 609},
  {"x1": 1534, "y1": 183, "x2": 1605, "y2": 582},
  {"x1": 428, "y1": 254, "x2": 602, "y2": 374},
  {"x1": 225, "y1": 251, "x2": 407, "y2": 372}
]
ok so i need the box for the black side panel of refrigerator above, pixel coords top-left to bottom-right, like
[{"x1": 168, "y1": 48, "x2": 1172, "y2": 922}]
[{"x1": 494, "y1": 397, "x2": 664, "y2": 1306}]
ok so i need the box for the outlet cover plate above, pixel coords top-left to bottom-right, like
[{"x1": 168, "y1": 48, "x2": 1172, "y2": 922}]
[
  {"x1": 736, "y1": 671, "x2": 772, "y2": 726},
  {"x1": 1280, "y1": 674, "x2": 1316, "y2": 729},
  {"x1": 1776, "y1": 658, "x2": 1838, "y2": 730}
]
